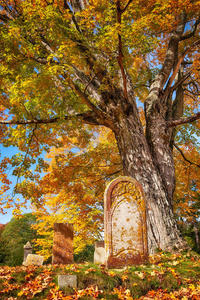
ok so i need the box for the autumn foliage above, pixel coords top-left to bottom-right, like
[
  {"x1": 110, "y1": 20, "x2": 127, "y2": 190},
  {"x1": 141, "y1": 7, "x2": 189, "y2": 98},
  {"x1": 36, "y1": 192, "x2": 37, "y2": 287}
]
[
  {"x1": 0, "y1": 252, "x2": 200, "y2": 299},
  {"x1": 9, "y1": 127, "x2": 120, "y2": 257}
]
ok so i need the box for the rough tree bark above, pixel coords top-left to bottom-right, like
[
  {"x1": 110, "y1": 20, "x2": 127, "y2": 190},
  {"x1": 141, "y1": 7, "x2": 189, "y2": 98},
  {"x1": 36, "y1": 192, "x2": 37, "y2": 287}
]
[
  {"x1": 1, "y1": 1, "x2": 200, "y2": 253},
  {"x1": 111, "y1": 106, "x2": 186, "y2": 253},
  {"x1": 93, "y1": 71, "x2": 188, "y2": 252},
  {"x1": 193, "y1": 217, "x2": 200, "y2": 251}
]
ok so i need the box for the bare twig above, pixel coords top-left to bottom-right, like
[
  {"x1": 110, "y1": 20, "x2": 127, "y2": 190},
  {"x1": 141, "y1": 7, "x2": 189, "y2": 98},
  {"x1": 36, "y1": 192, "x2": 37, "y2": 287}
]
[
  {"x1": 13, "y1": 124, "x2": 38, "y2": 195},
  {"x1": 91, "y1": 168, "x2": 123, "y2": 184},
  {"x1": 174, "y1": 143, "x2": 200, "y2": 168},
  {"x1": 121, "y1": 0, "x2": 133, "y2": 14},
  {"x1": 181, "y1": 18, "x2": 200, "y2": 40}
]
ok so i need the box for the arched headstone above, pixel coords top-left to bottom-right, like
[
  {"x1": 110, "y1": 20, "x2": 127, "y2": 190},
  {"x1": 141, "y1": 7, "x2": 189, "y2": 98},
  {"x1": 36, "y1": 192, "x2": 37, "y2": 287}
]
[{"x1": 104, "y1": 176, "x2": 148, "y2": 268}]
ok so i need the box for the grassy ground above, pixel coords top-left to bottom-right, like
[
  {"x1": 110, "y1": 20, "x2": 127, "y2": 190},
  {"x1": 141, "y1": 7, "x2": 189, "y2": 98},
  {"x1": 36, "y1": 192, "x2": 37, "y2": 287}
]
[{"x1": 0, "y1": 251, "x2": 199, "y2": 299}]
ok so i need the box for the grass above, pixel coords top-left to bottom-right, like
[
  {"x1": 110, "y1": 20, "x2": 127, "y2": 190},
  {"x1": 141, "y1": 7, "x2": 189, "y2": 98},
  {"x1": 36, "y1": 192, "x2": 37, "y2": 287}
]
[{"x1": 0, "y1": 251, "x2": 199, "y2": 299}]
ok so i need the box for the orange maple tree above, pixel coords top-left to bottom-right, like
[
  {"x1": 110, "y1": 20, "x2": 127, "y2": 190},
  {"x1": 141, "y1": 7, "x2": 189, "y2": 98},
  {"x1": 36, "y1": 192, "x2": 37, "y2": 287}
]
[{"x1": 18, "y1": 128, "x2": 121, "y2": 257}]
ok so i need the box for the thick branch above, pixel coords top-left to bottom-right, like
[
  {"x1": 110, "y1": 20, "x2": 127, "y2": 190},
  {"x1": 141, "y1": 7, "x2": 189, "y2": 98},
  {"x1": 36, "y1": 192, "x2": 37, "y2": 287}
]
[
  {"x1": 116, "y1": 1, "x2": 128, "y2": 101},
  {"x1": 163, "y1": 39, "x2": 200, "y2": 103},
  {"x1": 64, "y1": 0, "x2": 82, "y2": 33},
  {"x1": 30, "y1": 56, "x2": 49, "y2": 64},
  {"x1": 0, "y1": 111, "x2": 105, "y2": 127},
  {"x1": 0, "y1": 13, "x2": 11, "y2": 22},
  {"x1": 72, "y1": 66, "x2": 101, "y2": 99},
  {"x1": 68, "y1": 79, "x2": 108, "y2": 122},
  {"x1": 121, "y1": 0, "x2": 133, "y2": 14},
  {"x1": 181, "y1": 18, "x2": 200, "y2": 41},
  {"x1": 174, "y1": 143, "x2": 200, "y2": 168},
  {"x1": 168, "y1": 111, "x2": 200, "y2": 127},
  {"x1": 145, "y1": 23, "x2": 187, "y2": 115},
  {"x1": 166, "y1": 39, "x2": 200, "y2": 90},
  {"x1": 171, "y1": 64, "x2": 184, "y2": 121},
  {"x1": 0, "y1": 118, "x2": 59, "y2": 125},
  {"x1": 159, "y1": 13, "x2": 186, "y2": 84},
  {"x1": 170, "y1": 71, "x2": 192, "y2": 93}
]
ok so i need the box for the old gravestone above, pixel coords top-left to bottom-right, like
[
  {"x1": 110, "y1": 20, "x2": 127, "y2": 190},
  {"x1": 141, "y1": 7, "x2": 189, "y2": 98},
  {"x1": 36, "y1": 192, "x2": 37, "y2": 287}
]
[
  {"x1": 104, "y1": 176, "x2": 148, "y2": 268},
  {"x1": 58, "y1": 275, "x2": 77, "y2": 289},
  {"x1": 52, "y1": 223, "x2": 73, "y2": 264},
  {"x1": 23, "y1": 241, "x2": 32, "y2": 265},
  {"x1": 94, "y1": 241, "x2": 106, "y2": 264},
  {"x1": 25, "y1": 254, "x2": 44, "y2": 266}
]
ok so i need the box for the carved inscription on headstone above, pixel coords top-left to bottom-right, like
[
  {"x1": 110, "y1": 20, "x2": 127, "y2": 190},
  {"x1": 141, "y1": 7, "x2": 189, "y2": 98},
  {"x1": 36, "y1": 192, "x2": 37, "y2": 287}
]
[
  {"x1": 104, "y1": 176, "x2": 148, "y2": 268},
  {"x1": 52, "y1": 223, "x2": 73, "y2": 264}
]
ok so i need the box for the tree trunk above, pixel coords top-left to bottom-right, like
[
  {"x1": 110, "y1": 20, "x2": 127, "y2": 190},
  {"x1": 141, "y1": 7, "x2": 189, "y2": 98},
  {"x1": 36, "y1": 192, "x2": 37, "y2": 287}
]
[
  {"x1": 112, "y1": 99, "x2": 187, "y2": 254},
  {"x1": 193, "y1": 217, "x2": 200, "y2": 251}
]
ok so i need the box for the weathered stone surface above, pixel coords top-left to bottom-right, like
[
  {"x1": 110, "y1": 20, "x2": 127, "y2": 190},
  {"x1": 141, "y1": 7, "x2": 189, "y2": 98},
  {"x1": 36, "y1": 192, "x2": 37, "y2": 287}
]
[
  {"x1": 58, "y1": 275, "x2": 77, "y2": 289},
  {"x1": 104, "y1": 176, "x2": 148, "y2": 268},
  {"x1": 25, "y1": 254, "x2": 44, "y2": 266},
  {"x1": 94, "y1": 241, "x2": 106, "y2": 264},
  {"x1": 23, "y1": 241, "x2": 33, "y2": 265},
  {"x1": 52, "y1": 223, "x2": 73, "y2": 264}
]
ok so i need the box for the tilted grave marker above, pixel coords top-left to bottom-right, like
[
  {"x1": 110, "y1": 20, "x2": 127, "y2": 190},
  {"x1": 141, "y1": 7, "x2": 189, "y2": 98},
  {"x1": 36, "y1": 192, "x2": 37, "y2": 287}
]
[
  {"x1": 25, "y1": 254, "x2": 44, "y2": 266},
  {"x1": 104, "y1": 176, "x2": 148, "y2": 268},
  {"x1": 52, "y1": 223, "x2": 73, "y2": 264}
]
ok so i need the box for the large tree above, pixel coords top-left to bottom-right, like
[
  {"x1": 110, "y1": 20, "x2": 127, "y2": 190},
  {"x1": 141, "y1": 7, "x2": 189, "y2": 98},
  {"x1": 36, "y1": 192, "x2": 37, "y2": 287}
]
[{"x1": 0, "y1": 0, "x2": 200, "y2": 253}]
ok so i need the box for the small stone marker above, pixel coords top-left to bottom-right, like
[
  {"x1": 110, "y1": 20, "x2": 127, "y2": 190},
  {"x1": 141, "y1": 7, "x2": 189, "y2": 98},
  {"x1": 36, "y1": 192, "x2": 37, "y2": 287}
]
[
  {"x1": 23, "y1": 241, "x2": 32, "y2": 265},
  {"x1": 25, "y1": 254, "x2": 44, "y2": 266},
  {"x1": 104, "y1": 176, "x2": 148, "y2": 268},
  {"x1": 58, "y1": 275, "x2": 77, "y2": 289},
  {"x1": 52, "y1": 223, "x2": 74, "y2": 264},
  {"x1": 94, "y1": 241, "x2": 106, "y2": 264}
]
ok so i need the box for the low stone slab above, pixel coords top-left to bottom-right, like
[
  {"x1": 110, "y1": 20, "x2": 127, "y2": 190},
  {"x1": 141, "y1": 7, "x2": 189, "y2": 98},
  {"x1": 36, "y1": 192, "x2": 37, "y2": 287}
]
[
  {"x1": 58, "y1": 275, "x2": 77, "y2": 289},
  {"x1": 25, "y1": 254, "x2": 44, "y2": 266}
]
